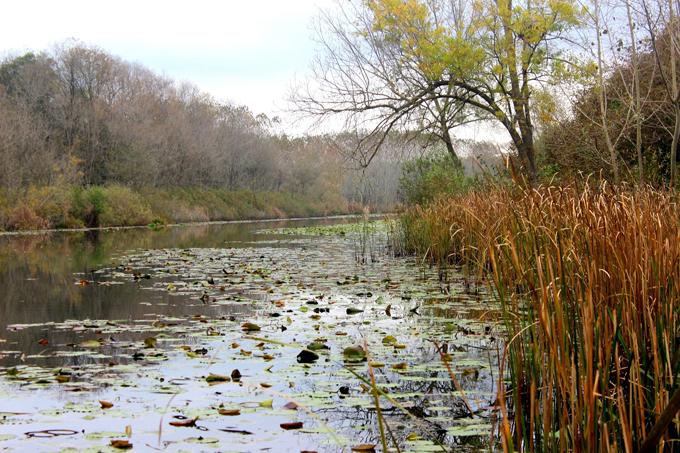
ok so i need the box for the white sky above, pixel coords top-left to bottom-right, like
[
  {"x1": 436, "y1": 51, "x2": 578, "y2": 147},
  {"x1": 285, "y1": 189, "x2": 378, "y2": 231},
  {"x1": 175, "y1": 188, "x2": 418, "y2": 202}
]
[
  {"x1": 0, "y1": 0, "x2": 334, "y2": 125},
  {"x1": 0, "y1": 0, "x2": 507, "y2": 143}
]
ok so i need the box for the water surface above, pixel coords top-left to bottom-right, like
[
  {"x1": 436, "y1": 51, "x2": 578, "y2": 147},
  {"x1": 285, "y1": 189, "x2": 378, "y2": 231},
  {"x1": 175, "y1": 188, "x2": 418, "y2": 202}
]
[{"x1": 0, "y1": 218, "x2": 500, "y2": 452}]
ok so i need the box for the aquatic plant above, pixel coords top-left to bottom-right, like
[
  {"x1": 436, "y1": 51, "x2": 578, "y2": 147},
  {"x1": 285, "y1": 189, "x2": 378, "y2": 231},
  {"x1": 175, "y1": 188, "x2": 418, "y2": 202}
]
[{"x1": 402, "y1": 182, "x2": 680, "y2": 451}]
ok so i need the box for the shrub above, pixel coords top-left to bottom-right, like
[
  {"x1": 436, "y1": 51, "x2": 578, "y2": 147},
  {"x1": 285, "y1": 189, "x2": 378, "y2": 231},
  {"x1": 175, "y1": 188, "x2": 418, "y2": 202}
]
[{"x1": 399, "y1": 153, "x2": 475, "y2": 204}]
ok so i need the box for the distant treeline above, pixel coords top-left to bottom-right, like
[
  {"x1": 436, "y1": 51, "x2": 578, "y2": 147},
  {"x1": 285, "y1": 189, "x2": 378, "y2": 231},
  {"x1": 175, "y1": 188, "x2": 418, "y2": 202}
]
[{"x1": 0, "y1": 41, "x2": 409, "y2": 216}]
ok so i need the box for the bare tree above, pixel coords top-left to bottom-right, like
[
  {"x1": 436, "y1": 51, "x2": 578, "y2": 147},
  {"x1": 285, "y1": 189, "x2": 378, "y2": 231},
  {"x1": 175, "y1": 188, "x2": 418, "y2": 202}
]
[
  {"x1": 295, "y1": 0, "x2": 584, "y2": 183},
  {"x1": 641, "y1": 0, "x2": 680, "y2": 186}
]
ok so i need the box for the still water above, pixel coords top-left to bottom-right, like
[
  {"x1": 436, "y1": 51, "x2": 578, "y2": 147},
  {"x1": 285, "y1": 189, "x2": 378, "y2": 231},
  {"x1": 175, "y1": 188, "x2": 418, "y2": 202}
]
[{"x1": 0, "y1": 218, "x2": 500, "y2": 452}]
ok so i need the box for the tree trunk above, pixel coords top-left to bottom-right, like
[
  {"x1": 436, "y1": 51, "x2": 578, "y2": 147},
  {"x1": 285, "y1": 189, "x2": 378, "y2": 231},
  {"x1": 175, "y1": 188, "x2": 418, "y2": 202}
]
[
  {"x1": 440, "y1": 120, "x2": 463, "y2": 169},
  {"x1": 517, "y1": 140, "x2": 537, "y2": 185},
  {"x1": 626, "y1": 0, "x2": 644, "y2": 183},
  {"x1": 671, "y1": 104, "x2": 680, "y2": 188},
  {"x1": 501, "y1": 113, "x2": 538, "y2": 184},
  {"x1": 669, "y1": 0, "x2": 678, "y2": 187}
]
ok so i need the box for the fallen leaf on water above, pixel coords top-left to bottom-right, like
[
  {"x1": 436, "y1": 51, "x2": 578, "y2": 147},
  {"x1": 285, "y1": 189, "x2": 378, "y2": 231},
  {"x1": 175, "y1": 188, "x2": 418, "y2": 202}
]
[
  {"x1": 38, "y1": 338, "x2": 49, "y2": 346},
  {"x1": 80, "y1": 339, "x2": 103, "y2": 348},
  {"x1": 297, "y1": 349, "x2": 319, "y2": 364},
  {"x1": 206, "y1": 373, "x2": 230, "y2": 384},
  {"x1": 283, "y1": 401, "x2": 299, "y2": 410},
  {"x1": 169, "y1": 417, "x2": 197, "y2": 427},
  {"x1": 99, "y1": 400, "x2": 114, "y2": 409},
  {"x1": 110, "y1": 439, "x2": 132, "y2": 449},
  {"x1": 392, "y1": 362, "x2": 408, "y2": 370},
  {"x1": 220, "y1": 428, "x2": 253, "y2": 435},
  {"x1": 259, "y1": 399, "x2": 273, "y2": 408},
  {"x1": 306, "y1": 341, "x2": 330, "y2": 351},
  {"x1": 280, "y1": 422, "x2": 303, "y2": 430},
  {"x1": 260, "y1": 382, "x2": 272, "y2": 388},
  {"x1": 343, "y1": 346, "x2": 366, "y2": 363},
  {"x1": 218, "y1": 409, "x2": 240, "y2": 416},
  {"x1": 241, "y1": 322, "x2": 261, "y2": 332},
  {"x1": 351, "y1": 444, "x2": 376, "y2": 452},
  {"x1": 382, "y1": 335, "x2": 397, "y2": 346}
]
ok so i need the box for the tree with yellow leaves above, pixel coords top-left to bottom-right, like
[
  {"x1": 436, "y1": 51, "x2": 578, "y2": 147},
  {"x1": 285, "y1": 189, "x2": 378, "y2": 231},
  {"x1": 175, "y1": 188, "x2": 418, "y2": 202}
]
[{"x1": 296, "y1": 0, "x2": 583, "y2": 183}]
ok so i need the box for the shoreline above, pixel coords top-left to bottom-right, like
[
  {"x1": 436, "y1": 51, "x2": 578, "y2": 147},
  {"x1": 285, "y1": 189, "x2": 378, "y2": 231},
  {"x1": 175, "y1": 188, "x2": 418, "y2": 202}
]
[{"x1": 0, "y1": 212, "x2": 393, "y2": 237}]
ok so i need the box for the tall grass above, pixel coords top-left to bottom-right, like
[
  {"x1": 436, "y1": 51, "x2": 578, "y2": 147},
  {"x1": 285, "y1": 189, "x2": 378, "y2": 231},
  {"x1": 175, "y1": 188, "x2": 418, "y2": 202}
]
[{"x1": 401, "y1": 182, "x2": 680, "y2": 452}]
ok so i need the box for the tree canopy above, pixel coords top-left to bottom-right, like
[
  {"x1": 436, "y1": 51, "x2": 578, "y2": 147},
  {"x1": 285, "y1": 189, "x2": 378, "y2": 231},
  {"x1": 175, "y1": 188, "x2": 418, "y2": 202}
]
[{"x1": 296, "y1": 0, "x2": 583, "y2": 182}]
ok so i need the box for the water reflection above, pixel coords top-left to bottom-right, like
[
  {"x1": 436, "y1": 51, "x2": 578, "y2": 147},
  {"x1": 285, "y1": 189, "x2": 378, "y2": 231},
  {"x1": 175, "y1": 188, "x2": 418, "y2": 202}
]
[
  {"x1": 0, "y1": 218, "x2": 352, "y2": 365},
  {"x1": 0, "y1": 217, "x2": 501, "y2": 452}
]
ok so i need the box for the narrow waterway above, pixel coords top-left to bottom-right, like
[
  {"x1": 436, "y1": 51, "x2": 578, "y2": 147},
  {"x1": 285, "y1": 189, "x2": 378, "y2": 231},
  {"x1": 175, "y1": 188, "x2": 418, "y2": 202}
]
[{"x1": 0, "y1": 218, "x2": 500, "y2": 452}]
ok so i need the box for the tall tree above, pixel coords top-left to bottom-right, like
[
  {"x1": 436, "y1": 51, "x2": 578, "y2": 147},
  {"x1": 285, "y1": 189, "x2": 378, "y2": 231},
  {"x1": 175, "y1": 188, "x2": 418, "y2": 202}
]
[{"x1": 296, "y1": 0, "x2": 583, "y2": 182}]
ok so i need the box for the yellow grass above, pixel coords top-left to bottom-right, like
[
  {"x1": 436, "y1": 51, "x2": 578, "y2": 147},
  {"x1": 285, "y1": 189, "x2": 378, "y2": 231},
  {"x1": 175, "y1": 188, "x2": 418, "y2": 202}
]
[{"x1": 401, "y1": 182, "x2": 680, "y2": 451}]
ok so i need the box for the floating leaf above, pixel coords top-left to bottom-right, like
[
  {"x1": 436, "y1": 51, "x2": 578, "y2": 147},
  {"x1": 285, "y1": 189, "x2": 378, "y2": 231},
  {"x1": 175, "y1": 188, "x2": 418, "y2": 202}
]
[
  {"x1": 206, "y1": 373, "x2": 230, "y2": 384},
  {"x1": 218, "y1": 409, "x2": 240, "y2": 416},
  {"x1": 382, "y1": 335, "x2": 397, "y2": 346},
  {"x1": 241, "y1": 322, "x2": 261, "y2": 332},
  {"x1": 351, "y1": 445, "x2": 376, "y2": 452},
  {"x1": 280, "y1": 422, "x2": 303, "y2": 430},
  {"x1": 169, "y1": 417, "x2": 197, "y2": 427},
  {"x1": 343, "y1": 346, "x2": 366, "y2": 363},
  {"x1": 297, "y1": 349, "x2": 319, "y2": 364},
  {"x1": 110, "y1": 439, "x2": 133, "y2": 449},
  {"x1": 80, "y1": 339, "x2": 102, "y2": 348},
  {"x1": 306, "y1": 341, "x2": 329, "y2": 351},
  {"x1": 259, "y1": 399, "x2": 273, "y2": 408},
  {"x1": 99, "y1": 400, "x2": 114, "y2": 409}
]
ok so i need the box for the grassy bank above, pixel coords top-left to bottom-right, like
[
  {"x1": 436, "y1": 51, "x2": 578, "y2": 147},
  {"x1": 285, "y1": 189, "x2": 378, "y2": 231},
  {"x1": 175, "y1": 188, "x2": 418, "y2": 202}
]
[
  {"x1": 401, "y1": 183, "x2": 680, "y2": 452},
  {"x1": 0, "y1": 185, "x2": 360, "y2": 231}
]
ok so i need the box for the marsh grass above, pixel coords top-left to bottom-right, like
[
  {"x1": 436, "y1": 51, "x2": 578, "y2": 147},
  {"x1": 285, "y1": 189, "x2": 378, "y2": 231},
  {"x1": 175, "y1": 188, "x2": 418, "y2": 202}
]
[
  {"x1": 401, "y1": 182, "x2": 680, "y2": 452},
  {"x1": 0, "y1": 185, "x2": 358, "y2": 231}
]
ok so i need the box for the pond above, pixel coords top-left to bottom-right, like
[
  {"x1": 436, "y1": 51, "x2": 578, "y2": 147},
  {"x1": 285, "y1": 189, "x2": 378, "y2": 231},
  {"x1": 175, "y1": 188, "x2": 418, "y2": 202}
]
[{"x1": 0, "y1": 217, "x2": 501, "y2": 452}]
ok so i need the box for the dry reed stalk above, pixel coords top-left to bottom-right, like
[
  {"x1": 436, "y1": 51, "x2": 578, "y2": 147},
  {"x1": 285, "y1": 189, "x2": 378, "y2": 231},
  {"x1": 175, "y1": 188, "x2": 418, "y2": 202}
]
[{"x1": 401, "y1": 183, "x2": 680, "y2": 451}]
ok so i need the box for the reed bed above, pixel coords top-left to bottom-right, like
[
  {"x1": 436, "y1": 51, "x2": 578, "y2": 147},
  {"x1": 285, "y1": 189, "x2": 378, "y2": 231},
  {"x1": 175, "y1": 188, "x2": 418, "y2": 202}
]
[{"x1": 401, "y1": 182, "x2": 680, "y2": 452}]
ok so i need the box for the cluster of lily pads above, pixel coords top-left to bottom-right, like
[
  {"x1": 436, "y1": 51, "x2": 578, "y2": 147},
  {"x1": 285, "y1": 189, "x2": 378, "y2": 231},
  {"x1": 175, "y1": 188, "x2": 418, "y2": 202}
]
[{"x1": 0, "y1": 222, "x2": 501, "y2": 452}]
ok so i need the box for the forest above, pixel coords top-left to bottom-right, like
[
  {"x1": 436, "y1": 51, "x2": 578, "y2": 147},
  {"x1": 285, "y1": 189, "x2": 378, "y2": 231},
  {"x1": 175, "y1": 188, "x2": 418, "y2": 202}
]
[{"x1": 0, "y1": 41, "x2": 431, "y2": 229}]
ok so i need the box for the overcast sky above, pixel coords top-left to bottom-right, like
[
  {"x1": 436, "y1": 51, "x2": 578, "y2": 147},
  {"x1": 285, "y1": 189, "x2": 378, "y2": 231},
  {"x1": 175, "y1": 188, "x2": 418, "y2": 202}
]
[{"x1": 0, "y1": 0, "x2": 334, "y2": 123}]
